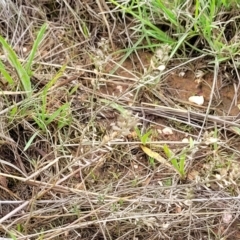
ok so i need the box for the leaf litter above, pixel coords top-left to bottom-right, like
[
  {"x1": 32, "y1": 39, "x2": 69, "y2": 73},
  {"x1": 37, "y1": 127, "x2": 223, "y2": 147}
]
[{"x1": 0, "y1": 1, "x2": 240, "y2": 240}]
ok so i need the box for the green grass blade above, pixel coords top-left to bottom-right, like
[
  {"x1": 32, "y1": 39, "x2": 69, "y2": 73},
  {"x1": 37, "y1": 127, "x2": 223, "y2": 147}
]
[
  {"x1": 33, "y1": 115, "x2": 46, "y2": 131},
  {"x1": 45, "y1": 103, "x2": 69, "y2": 125},
  {"x1": 170, "y1": 158, "x2": 179, "y2": 172},
  {"x1": 141, "y1": 131, "x2": 152, "y2": 145},
  {"x1": 155, "y1": 0, "x2": 179, "y2": 28},
  {"x1": 44, "y1": 64, "x2": 66, "y2": 91},
  {"x1": 0, "y1": 60, "x2": 14, "y2": 85},
  {"x1": 24, "y1": 131, "x2": 39, "y2": 151},
  {"x1": 0, "y1": 36, "x2": 32, "y2": 96},
  {"x1": 135, "y1": 127, "x2": 142, "y2": 142},
  {"x1": 25, "y1": 23, "x2": 48, "y2": 75},
  {"x1": 101, "y1": 99, "x2": 126, "y2": 115},
  {"x1": 163, "y1": 144, "x2": 173, "y2": 158},
  {"x1": 109, "y1": 0, "x2": 174, "y2": 44},
  {"x1": 179, "y1": 154, "x2": 186, "y2": 177}
]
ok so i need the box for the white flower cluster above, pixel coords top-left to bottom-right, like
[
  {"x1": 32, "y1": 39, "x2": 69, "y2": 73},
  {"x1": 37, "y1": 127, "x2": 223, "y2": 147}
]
[{"x1": 150, "y1": 44, "x2": 171, "y2": 72}]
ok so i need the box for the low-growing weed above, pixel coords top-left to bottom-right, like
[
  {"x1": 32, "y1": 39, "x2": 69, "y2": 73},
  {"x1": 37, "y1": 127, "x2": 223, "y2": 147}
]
[
  {"x1": 135, "y1": 127, "x2": 151, "y2": 144},
  {"x1": 137, "y1": 126, "x2": 195, "y2": 179},
  {"x1": 0, "y1": 23, "x2": 47, "y2": 97},
  {"x1": 163, "y1": 144, "x2": 187, "y2": 179}
]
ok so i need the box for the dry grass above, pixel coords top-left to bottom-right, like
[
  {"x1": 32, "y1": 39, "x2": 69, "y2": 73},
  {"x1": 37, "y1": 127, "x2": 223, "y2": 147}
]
[{"x1": 0, "y1": 1, "x2": 240, "y2": 239}]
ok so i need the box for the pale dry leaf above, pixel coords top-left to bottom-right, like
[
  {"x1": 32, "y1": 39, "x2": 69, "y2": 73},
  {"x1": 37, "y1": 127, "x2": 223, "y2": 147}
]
[
  {"x1": 195, "y1": 70, "x2": 205, "y2": 78},
  {"x1": 187, "y1": 169, "x2": 199, "y2": 181},
  {"x1": 222, "y1": 212, "x2": 233, "y2": 224},
  {"x1": 141, "y1": 217, "x2": 159, "y2": 230},
  {"x1": 162, "y1": 127, "x2": 173, "y2": 135},
  {"x1": 182, "y1": 138, "x2": 189, "y2": 143},
  {"x1": 157, "y1": 65, "x2": 166, "y2": 71},
  {"x1": 140, "y1": 145, "x2": 175, "y2": 171},
  {"x1": 175, "y1": 206, "x2": 182, "y2": 213},
  {"x1": 188, "y1": 96, "x2": 204, "y2": 105}
]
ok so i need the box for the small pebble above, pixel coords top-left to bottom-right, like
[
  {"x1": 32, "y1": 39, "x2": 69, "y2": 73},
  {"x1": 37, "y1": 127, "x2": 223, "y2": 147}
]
[{"x1": 188, "y1": 96, "x2": 204, "y2": 105}]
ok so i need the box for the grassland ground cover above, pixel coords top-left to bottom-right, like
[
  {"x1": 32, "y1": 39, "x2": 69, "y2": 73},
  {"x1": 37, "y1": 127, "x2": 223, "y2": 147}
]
[{"x1": 0, "y1": 0, "x2": 240, "y2": 239}]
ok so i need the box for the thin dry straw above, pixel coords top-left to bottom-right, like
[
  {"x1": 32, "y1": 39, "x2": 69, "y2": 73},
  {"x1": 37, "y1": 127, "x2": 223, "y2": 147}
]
[
  {"x1": 130, "y1": 105, "x2": 239, "y2": 127},
  {"x1": 0, "y1": 201, "x2": 29, "y2": 224}
]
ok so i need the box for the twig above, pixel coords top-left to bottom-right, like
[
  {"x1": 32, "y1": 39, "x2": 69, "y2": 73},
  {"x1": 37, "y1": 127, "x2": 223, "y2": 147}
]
[
  {"x1": 96, "y1": 0, "x2": 115, "y2": 50},
  {"x1": 0, "y1": 201, "x2": 29, "y2": 224}
]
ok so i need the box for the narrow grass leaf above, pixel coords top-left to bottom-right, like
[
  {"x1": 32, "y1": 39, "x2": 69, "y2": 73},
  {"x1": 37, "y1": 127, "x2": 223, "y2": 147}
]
[
  {"x1": 163, "y1": 144, "x2": 173, "y2": 158},
  {"x1": 155, "y1": 0, "x2": 179, "y2": 27},
  {"x1": 135, "y1": 127, "x2": 142, "y2": 141},
  {"x1": 9, "y1": 232, "x2": 17, "y2": 240},
  {"x1": 135, "y1": 127, "x2": 152, "y2": 145},
  {"x1": 0, "y1": 60, "x2": 14, "y2": 85},
  {"x1": 141, "y1": 131, "x2": 152, "y2": 145},
  {"x1": 141, "y1": 145, "x2": 175, "y2": 170},
  {"x1": 0, "y1": 36, "x2": 32, "y2": 96},
  {"x1": 189, "y1": 137, "x2": 194, "y2": 148},
  {"x1": 230, "y1": 126, "x2": 240, "y2": 135},
  {"x1": 24, "y1": 131, "x2": 39, "y2": 151},
  {"x1": 41, "y1": 64, "x2": 66, "y2": 120},
  {"x1": 9, "y1": 104, "x2": 18, "y2": 117},
  {"x1": 109, "y1": 0, "x2": 174, "y2": 44},
  {"x1": 25, "y1": 23, "x2": 48, "y2": 75},
  {"x1": 44, "y1": 64, "x2": 66, "y2": 91},
  {"x1": 33, "y1": 115, "x2": 46, "y2": 131},
  {"x1": 45, "y1": 103, "x2": 69, "y2": 125},
  {"x1": 170, "y1": 158, "x2": 179, "y2": 173},
  {"x1": 179, "y1": 154, "x2": 186, "y2": 177},
  {"x1": 101, "y1": 99, "x2": 126, "y2": 115}
]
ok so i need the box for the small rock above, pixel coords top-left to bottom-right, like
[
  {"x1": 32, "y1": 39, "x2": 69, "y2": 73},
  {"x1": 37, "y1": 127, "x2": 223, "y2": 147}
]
[
  {"x1": 162, "y1": 127, "x2": 173, "y2": 135},
  {"x1": 182, "y1": 138, "x2": 189, "y2": 143},
  {"x1": 157, "y1": 65, "x2": 166, "y2": 71},
  {"x1": 188, "y1": 96, "x2": 204, "y2": 105}
]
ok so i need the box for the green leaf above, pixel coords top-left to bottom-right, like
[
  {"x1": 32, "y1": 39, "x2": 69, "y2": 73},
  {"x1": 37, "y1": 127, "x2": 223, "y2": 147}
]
[
  {"x1": 189, "y1": 137, "x2": 194, "y2": 148},
  {"x1": 45, "y1": 103, "x2": 69, "y2": 125},
  {"x1": 25, "y1": 23, "x2": 48, "y2": 75},
  {"x1": 179, "y1": 154, "x2": 186, "y2": 176},
  {"x1": 44, "y1": 64, "x2": 66, "y2": 91},
  {"x1": 170, "y1": 158, "x2": 179, "y2": 170},
  {"x1": 141, "y1": 131, "x2": 152, "y2": 144},
  {"x1": 0, "y1": 60, "x2": 14, "y2": 85},
  {"x1": 24, "y1": 131, "x2": 39, "y2": 151},
  {"x1": 135, "y1": 127, "x2": 141, "y2": 140},
  {"x1": 163, "y1": 144, "x2": 173, "y2": 158},
  {"x1": 33, "y1": 115, "x2": 46, "y2": 131},
  {"x1": 0, "y1": 36, "x2": 32, "y2": 96},
  {"x1": 230, "y1": 126, "x2": 240, "y2": 135},
  {"x1": 9, "y1": 104, "x2": 18, "y2": 117},
  {"x1": 101, "y1": 99, "x2": 127, "y2": 115}
]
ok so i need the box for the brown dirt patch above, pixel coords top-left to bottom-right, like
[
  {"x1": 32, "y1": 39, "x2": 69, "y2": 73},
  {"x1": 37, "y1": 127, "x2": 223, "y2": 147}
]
[{"x1": 166, "y1": 71, "x2": 240, "y2": 116}]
